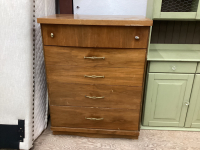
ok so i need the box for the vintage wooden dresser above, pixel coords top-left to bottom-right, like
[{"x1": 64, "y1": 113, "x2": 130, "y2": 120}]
[{"x1": 37, "y1": 14, "x2": 152, "y2": 139}]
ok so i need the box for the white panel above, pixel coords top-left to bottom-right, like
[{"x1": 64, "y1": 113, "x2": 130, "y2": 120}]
[
  {"x1": 34, "y1": 0, "x2": 47, "y2": 142},
  {"x1": 74, "y1": 0, "x2": 147, "y2": 16},
  {"x1": 0, "y1": 0, "x2": 55, "y2": 149},
  {"x1": 0, "y1": 0, "x2": 33, "y2": 149},
  {"x1": 34, "y1": 0, "x2": 55, "y2": 141}
]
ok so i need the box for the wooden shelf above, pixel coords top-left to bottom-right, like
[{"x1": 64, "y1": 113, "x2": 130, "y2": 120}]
[
  {"x1": 148, "y1": 50, "x2": 200, "y2": 62},
  {"x1": 148, "y1": 44, "x2": 200, "y2": 61}
]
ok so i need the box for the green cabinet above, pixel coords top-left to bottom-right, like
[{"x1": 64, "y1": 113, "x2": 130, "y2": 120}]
[
  {"x1": 143, "y1": 73, "x2": 194, "y2": 127},
  {"x1": 149, "y1": 62, "x2": 197, "y2": 74},
  {"x1": 147, "y1": 0, "x2": 200, "y2": 20},
  {"x1": 185, "y1": 75, "x2": 200, "y2": 128},
  {"x1": 197, "y1": 2, "x2": 200, "y2": 19},
  {"x1": 144, "y1": 0, "x2": 200, "y2": 131}
]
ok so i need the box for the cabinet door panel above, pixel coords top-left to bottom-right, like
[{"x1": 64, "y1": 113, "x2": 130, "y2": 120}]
[
  {"x1": 153, "y1": 0, "x2": 198, "y2": 20},
  {"x1": 153, "y1": 0, "x2": 162, "y2": 18},
  {"x1": 197, "y1": 63, "x2": 200, "y2": 73},
  {"x1": 143, "y1": 73, "x2": 194, "y2": 127},
  {"x1": 185, "y1": 75, "x2": 200, "y2": 128},
  {"x1": 196, "y1": 2, "x2": 200, "y2": 19}
]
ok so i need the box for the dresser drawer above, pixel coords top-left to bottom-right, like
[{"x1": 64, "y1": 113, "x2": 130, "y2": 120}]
[
  {"x1": 42, "y1": 24, "x2": 149, "y2": 48},
  {"x1": 50, "y1": 106, "x2": 140, "y2": 131},
  {"x1": 197, "y1": 63, "x2": 200, "y2": 73},
  {"x1": 48, "y1": 83, "x2": 142, "y2": 109},
  {"x1": 149, "y1": 62, "x2": 197, "y2": 73},
  {"x1": 44, "y1": 46, "x2": 146, "y2": 68},
  {"x1": 46, "y1": 65, "x2": 144, "y2": 86}
]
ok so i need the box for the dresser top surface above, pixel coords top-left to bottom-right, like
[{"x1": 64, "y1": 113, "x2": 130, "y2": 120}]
[{"x1": 37, "y1": 14, "x2": 153, "y2": 26}]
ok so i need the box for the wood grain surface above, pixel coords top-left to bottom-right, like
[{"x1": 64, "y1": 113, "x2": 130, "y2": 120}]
[
  {"x1": 41, "y1": 24, "x2": 150, "y2": 48},
  {"x1": 46, "y1": 65, "x2": 145, "y2": 86},
  {"x1": 37, "y1": 14, "x2": 153, "y2": 26},
  {"x1": 52, "y1": 131, "x2": 138, "y2": 139},
  {"x1": 51, "y1": 127, "x2": 139, "y2": 136},
  {"x1": 48, "y1": 83, "x2": 142, "y2": 109},
  {"x1": 50, "y1": 106, "x2": 140, "y2": 131},
  {"x1": 44, "y1": 46, "x2": 146, "y2": 68},
  {"x1": 38, "y1": 15, "x2": 150, "y2": 139}
]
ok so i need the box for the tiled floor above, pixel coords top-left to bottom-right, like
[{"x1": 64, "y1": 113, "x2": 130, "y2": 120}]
[{"x1": 32, "y1": 123, "x2": 200, "y2": 150}]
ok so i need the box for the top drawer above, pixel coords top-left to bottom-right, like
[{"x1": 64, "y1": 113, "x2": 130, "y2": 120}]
[
  {"x1": 149, "y1": 62, "x2": 197, "y2": 73},
  {"x1": 41, "y1": 24, "x2": 150, "y2": 48}
]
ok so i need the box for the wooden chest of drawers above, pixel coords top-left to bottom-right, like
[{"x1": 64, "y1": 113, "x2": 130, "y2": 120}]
[{"x1": 38, "y1": 14, "x2": 152, "y2": 139}]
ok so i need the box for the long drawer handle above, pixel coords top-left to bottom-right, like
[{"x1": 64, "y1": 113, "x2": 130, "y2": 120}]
[
  {"x1": 85, "y1": 96, "x2": 104, "y2": 99},
  {"x1": 84, "y1": 56, "x2": 105, "y2": 60},
  {"x1": 84, "y1": 75, "x2": 104, "y2": 78},
  {"x1": 85, "y1": 117, "x2": 104, "y2": 121}
]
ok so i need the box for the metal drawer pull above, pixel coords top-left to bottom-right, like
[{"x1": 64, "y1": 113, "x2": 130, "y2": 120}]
[
  {"x1": 85, "y1": 117, "x2": 104, "y2": 121},
  {"x1": 84, "y1": 75, "x2": 104, "y2": 78},
  {"x1": 84, "y1": 56, "x2": 105, "y2": 60},
  {"x1": 135, "y1": 36, "x2": 140, "y2": 40},
  {"x1": 51, "y1": 33, "x2": 54, "y2": 38},
  {"x1": 85, "y1": 96, "x2": 104, "y2": 99},
  {"x1": 172, "y1": 66, "x2": 176, "y2": 71},
  {"x1": 185, "y1": 102, "x2": 190, "y2": 106}
]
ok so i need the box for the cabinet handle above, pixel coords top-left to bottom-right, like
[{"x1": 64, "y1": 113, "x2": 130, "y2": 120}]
[
  {"x1": 85, "y1": 117, "x2": 104, "y2": 121},
  {"x1": 84, "y1": 75, "x2": 104, "y2": 78},
  {"x1": 85, "y1": 96, "x2": 104, "y2": 99},
  {"x1": 84, "y1": 56, "x2": 105, "y2": 60},
  {"x1": 172, "y1": 66, "x2": 176, "y2": 71},
  {"x1": 135, "y1": 36, "x2": 140, "y2": 40},
  {"x1": 185, "y1": 102, "x2": 190, "y2": 106},
  {"x1": 51, "y1": 33, "x2": 54, "y2": 38}
]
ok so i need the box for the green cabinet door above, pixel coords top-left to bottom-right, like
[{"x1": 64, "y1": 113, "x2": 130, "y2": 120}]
[
  {"x1": 185, "y1": 75, "x2": 200, "y2": 128},
  {"x1": 143, "y1": 73, "x2": 194, "y2": 127},
  {"x1": 152, "y1": 0, "x2": 198, "y2": 20},
  {"x1": 197, "y1": 63, "x2": 200, "y2": 73},
  {"x1": 196, "y1": 2, "x2": 200, "y2": 19}
]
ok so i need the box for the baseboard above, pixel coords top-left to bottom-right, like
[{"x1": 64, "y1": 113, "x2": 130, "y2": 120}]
[{"x1": 141, "y1": 125, "x2": 200, "y2": 132}]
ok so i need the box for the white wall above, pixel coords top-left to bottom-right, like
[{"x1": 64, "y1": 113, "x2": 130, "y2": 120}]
[{"x1": 73, "y1": 0, "x2": 147, "y2": 16}]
